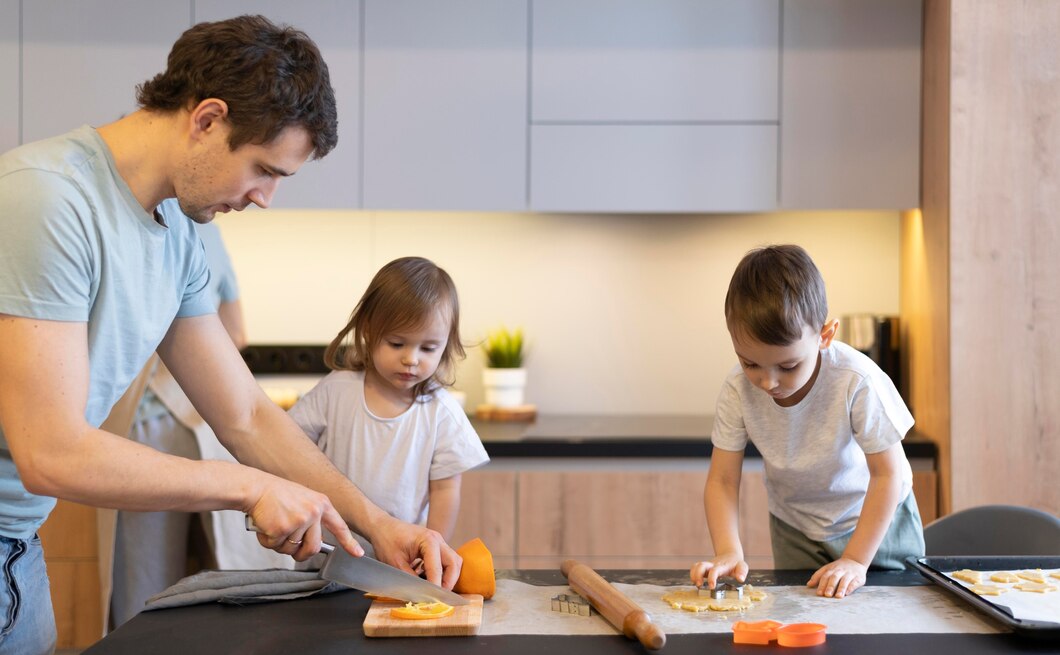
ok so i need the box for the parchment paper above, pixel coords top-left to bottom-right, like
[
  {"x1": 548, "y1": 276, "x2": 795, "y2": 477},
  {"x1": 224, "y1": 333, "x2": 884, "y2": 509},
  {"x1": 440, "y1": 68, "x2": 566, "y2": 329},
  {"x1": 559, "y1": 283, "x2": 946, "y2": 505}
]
[
  {"x1": 478, "y1": 580, "x2": 1002, "y2": 636},
  {"x1": 944, "y1": 569, "x2": 1060, "y2": 624}
]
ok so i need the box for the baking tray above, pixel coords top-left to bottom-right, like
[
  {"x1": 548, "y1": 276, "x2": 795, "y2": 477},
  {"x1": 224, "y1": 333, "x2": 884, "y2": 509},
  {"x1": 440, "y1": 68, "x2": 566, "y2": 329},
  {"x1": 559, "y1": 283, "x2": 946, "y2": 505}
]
[{"x1": 908, "y1": 556, "x2": 1060, "y2": 638}]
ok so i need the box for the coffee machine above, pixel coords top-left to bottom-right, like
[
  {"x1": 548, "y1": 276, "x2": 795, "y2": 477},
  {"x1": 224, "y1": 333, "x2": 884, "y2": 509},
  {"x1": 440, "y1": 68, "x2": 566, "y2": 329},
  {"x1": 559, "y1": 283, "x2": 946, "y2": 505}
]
[{"x1": 837, "y1": 315, "x2": 904, "y2": 401}]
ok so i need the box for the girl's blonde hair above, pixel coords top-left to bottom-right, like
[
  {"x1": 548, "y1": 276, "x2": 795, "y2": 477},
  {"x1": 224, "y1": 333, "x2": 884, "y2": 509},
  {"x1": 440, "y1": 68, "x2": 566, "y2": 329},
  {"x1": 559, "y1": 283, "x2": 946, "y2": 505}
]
[{"x1": 324, "y1": 257, "x2": 465, "y2": 398}]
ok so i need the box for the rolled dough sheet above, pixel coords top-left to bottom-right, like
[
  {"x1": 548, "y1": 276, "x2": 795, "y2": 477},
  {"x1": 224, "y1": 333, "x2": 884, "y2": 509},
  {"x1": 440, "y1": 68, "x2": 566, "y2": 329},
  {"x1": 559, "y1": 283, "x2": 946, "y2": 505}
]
[
  {"x1": 478, "y1": 580, "x2": 1001, "y2": 636},
  {"x1": 661, "y1": 587, "x2": 767, "y2": 612}
]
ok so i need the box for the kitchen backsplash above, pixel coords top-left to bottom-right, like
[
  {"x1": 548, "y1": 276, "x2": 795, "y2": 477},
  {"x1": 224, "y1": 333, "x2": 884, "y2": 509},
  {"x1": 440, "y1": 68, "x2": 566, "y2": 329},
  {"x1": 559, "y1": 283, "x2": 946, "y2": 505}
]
[{"x1": 217, "y1": 209, "x2": 900, "y2": 415}]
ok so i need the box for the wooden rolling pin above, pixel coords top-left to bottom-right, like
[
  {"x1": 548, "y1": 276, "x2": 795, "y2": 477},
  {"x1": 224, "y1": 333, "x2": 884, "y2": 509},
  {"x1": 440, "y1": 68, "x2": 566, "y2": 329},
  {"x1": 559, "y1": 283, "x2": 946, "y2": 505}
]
[{"x1": 561, "y1": 559, "x2": 666, "y2": 651}]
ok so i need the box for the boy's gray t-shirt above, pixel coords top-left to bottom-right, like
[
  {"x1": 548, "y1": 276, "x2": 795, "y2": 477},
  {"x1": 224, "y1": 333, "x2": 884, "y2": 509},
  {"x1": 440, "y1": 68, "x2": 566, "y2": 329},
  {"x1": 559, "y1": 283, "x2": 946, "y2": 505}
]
[
  {"x1": 712, "y1": 341, "x2": 914, "y2": 542},
  {"x1": 0, "y1": 125, "x2": 214, "y2": 539}
]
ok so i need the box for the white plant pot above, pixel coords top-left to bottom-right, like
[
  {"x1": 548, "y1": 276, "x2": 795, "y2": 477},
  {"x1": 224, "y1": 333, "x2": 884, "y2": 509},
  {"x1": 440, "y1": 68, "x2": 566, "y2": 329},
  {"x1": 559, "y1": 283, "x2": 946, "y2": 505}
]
[{"x1": 482, "y1": 367, "x2": 527, "y2": 407}]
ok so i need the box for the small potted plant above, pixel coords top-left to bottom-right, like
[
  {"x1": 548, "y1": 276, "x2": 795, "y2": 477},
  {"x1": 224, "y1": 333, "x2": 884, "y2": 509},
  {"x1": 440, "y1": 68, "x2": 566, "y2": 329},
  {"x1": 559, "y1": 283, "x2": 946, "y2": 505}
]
[{"x1": 481, "y1": 326, "x2": 527, "y2": 408}]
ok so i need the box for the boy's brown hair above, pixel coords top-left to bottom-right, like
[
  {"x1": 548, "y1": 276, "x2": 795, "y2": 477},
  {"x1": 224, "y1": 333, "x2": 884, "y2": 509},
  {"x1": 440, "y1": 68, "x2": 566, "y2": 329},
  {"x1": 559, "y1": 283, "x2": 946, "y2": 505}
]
[
  {"x1": 137, "y1": 14, "x2": 337, "y2": 159},
  {"x1": 725, "y1": 245, "x2": 828, "y2": 345},
  {"x1": 325, "y1": 257, "x2": 465, "y2": 399}
]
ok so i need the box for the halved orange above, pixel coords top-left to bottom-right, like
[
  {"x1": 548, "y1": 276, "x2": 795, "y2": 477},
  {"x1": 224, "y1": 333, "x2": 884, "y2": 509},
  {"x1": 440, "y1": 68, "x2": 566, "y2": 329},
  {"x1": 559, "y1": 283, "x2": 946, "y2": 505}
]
[
  {"x1": 453, "y1": 537, "x2": 496, "y2": 600},
  {"x1": 389, "y1": 601, "x2": 456, "y2": 620}
]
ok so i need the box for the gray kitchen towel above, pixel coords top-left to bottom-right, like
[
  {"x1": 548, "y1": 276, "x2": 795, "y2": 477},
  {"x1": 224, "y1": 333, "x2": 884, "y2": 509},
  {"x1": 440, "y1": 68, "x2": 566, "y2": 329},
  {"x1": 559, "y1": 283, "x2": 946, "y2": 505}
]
[{"x1": 142, "y1": 569, "x2": 347, "y2": 610}]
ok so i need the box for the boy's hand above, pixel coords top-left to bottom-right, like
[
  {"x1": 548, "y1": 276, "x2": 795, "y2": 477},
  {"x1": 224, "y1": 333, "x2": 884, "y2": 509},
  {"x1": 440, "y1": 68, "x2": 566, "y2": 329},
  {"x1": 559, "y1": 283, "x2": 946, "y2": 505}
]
[
  {"x1": 690, "y1": 553, "x2": 748, "y2": 589},
  {"x1": 807, "y1": 558, "x2": 867, "y2": 598}
]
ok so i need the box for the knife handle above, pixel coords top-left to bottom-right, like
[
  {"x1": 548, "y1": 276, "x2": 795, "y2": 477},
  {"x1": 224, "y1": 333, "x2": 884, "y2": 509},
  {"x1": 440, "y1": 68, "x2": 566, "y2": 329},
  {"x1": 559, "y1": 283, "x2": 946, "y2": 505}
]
[
  {"x1": 243, "y1": 514, "x2": 335, "y2": 553},
  {"x1": 561, "y1": 559, "x2": 666, "y2": 651}
]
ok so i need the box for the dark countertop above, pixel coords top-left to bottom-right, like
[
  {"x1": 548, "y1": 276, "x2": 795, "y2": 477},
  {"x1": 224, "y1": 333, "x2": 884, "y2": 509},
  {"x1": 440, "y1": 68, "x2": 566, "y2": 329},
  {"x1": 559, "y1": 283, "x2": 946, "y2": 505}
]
[
  {"x1": 84, "y1": 569, "x2": 1051, "y2": 655},
  {"x1": 239, "y1": 347, "x2": 937, "y2": 462},
  {"x1": 474, "y1": 414, "x2": 938, "y2": 460}
]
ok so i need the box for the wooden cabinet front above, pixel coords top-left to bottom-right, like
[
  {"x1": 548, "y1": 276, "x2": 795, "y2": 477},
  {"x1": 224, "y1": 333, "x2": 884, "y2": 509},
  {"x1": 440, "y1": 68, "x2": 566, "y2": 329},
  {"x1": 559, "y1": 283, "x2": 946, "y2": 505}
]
[
  {"x1": 517, "y1": 468, "x2": 713, "y2": 568},
  {"x1": 449, "y1": 470, "x2": 518, "y2": 570},
  {"x1": 457, "y1": 460, "x2": 937, "y2": 570},
  {"x1": 39, "y1": 500, "x2": 102, "y2": 650}
]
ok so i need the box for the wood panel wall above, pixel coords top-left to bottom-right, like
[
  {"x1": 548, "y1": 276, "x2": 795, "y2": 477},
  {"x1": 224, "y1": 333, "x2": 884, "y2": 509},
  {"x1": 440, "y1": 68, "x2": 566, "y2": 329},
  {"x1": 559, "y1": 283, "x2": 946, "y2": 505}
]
[
  {"x1": 903, "y1": 0, "x2": 952, "y2": 516},
  {"x1": 909, "y1": 0, "x2": 1060, "y2": 516}
]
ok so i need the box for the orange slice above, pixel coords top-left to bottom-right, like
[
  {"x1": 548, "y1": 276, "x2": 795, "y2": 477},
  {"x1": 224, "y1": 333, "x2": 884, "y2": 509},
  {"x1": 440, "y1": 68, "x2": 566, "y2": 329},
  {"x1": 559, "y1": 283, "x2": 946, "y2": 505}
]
[{"x1": 389, "y1": 601, "x2": 456, "y2": 620}]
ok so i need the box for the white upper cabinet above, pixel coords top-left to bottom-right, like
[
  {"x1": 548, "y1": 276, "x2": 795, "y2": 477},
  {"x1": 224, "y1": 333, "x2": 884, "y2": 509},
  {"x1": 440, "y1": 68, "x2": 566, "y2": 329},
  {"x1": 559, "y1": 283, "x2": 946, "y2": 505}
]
[
  {"x1": 362, "y1": 0, "x2": 527, "y2": 211},
  {"x1": 780, "y1": 0, "x2": 922, "y2": 209},
  {"x1": 531, "y1": 125, "x2": 777, "y2": 213},
  {"x1": 194, "y1": 1, "x2": 361, "y2": 209},
  {"x1": 529, "y1": 0, "x2": 780, "y2": 211},
  {"x1": 0, "y1": 0, "x2": 18, "y2": 153},
  {"x1": 532, "y1": 0, "x2": 780, "y2": 122},
  {"x1": 21, "y1": 1, "x2": 190, "y2": 144},
  {"x1": 10, "y1": 0, "x2": 921, "y2": 212}
]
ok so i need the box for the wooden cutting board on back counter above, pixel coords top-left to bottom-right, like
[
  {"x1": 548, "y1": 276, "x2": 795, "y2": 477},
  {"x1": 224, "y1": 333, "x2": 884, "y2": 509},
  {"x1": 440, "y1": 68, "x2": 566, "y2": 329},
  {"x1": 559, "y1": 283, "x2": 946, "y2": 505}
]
[{"x1": 363, "y1": 595, "x2": 484, "y2": 637}]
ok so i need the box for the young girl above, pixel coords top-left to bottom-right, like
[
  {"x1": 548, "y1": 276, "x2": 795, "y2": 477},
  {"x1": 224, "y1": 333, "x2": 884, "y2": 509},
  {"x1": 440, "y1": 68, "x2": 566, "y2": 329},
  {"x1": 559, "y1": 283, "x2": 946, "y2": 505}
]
[{"x1": 288, "y1": 257, "x2": 488, "y2": 552}]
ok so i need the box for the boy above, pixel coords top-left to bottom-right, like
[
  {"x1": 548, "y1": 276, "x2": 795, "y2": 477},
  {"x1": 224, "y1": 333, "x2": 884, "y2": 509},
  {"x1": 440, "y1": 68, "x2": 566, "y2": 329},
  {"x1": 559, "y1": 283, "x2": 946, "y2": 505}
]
[{"x1": 691, "y1": 245, "x2": 924, "y2": 599}]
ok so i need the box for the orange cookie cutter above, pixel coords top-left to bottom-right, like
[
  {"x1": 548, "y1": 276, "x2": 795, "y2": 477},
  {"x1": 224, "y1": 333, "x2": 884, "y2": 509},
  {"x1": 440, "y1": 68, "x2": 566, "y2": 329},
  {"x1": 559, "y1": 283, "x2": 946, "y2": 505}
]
[
  {"x1": 778, "y1": 623, "x2": 827, "y2": 647},
  {"x1": 732, "y1": 620, "x2": 827, "y2": 647},
  {"x1": 732, "y1": 620, "x2": 783, "y2": 645}
]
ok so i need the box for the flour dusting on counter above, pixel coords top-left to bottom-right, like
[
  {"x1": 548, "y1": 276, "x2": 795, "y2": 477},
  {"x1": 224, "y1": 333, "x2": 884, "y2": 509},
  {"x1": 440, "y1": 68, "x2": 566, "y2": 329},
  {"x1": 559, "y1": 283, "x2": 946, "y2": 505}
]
[{"x1": 478, "y1": 580, "x2": 1002, "y2": 636}]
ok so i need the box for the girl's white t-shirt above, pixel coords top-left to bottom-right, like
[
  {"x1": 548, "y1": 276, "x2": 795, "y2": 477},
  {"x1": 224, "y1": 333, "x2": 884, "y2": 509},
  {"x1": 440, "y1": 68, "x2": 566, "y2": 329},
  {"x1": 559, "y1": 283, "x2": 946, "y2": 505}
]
[
  {"x1": 288, "y1": 370, "x2": 489, "y2": 527},
  {"x1": 711, "y1": 341, "x2": 914, "y2": 542}
]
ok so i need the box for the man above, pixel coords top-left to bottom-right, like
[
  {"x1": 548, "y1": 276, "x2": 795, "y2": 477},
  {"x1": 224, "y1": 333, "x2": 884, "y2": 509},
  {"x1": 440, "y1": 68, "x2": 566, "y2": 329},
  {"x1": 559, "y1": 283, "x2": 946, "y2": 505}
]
[{"x1": 0, "y1": 15, "x2": 459, "y2": 653}]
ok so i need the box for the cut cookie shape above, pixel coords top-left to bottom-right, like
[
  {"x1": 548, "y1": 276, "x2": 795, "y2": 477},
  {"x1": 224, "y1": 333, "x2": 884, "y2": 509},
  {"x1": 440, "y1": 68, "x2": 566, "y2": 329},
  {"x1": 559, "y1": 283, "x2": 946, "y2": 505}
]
[
  {"x1": 1014, "y1": 582, "x2": 1058, "y2": 593},
  {"x1": 951, "y1": 569, "x2": 982, "y2": 584},
  {"x1": 969, "y1": 584, "x2": 1008, "y2": 596},
  {"x1": 989, "y1": 572, "x2": 1020, "y2": 584},
  {"x1": 1017, "y1": 570, "x2": 1047, "y2": 584}
]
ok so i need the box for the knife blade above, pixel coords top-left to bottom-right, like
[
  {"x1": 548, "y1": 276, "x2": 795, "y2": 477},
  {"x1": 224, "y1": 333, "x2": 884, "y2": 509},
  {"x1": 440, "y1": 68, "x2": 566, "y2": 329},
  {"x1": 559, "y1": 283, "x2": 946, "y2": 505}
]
[
  {"x1": 316, "y1": 543, "x2": 469, "y2": 605},
  {"x1": 244, "y1": 515, "x2": 469, "y2": 606}
]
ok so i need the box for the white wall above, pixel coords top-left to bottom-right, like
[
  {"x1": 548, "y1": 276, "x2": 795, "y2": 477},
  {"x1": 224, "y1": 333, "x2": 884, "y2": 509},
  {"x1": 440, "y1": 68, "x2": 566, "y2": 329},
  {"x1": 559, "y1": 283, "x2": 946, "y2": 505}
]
[{"x1": 216, "y1": 210, "x2": 900, "y2": 415}]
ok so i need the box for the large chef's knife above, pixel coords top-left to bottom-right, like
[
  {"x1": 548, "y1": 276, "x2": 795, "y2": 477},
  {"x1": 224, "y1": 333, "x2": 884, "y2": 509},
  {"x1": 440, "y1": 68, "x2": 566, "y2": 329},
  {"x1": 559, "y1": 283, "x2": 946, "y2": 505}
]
[{"x1": 245, "y1": 516, "x2": 469, "y2": 606}]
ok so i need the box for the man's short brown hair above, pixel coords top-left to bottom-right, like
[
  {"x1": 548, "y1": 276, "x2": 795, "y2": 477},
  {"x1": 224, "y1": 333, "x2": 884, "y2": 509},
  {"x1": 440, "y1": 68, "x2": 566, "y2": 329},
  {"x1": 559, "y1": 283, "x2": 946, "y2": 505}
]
[
  {"x1": 725, "y1": 245, "x2": 829, "y2": 345},
  {"x1": 137, "y1": 14, "x2": 337, "y2": 159}
]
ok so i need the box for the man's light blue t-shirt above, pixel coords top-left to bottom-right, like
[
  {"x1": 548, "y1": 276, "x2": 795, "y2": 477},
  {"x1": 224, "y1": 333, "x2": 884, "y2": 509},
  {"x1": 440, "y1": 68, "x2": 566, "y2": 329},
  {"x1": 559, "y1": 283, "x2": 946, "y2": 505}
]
[
  {"x1": 0, "y1": 125, "x2": 215, "y2": 538},
  {"x1": 134, "y1": 222, "x2": 241, "y2": 424}
]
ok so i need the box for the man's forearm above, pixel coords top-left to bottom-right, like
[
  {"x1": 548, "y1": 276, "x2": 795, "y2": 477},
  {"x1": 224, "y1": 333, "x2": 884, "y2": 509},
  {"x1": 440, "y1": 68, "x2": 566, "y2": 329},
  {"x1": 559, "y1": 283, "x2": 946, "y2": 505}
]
[{"x1": 23, "y1": 424, "x2": 261, "y2": 512}]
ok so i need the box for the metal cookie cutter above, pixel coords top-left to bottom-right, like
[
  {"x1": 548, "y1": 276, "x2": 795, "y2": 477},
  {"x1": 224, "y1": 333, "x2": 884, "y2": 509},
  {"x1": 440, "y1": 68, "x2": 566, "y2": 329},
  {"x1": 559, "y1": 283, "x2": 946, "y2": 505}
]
[
  {"x1": 699, "y1": 576, "x2": 744, "y2": 600},
  {"x1": 551, "y1": 593, "x2": 592, "y2": 616}
]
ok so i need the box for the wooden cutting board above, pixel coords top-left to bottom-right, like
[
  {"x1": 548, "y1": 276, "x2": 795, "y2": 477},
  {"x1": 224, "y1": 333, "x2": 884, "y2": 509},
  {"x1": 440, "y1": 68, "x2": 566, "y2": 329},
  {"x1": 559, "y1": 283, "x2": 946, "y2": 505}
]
[{"x1": 363, "y1": 594, "x2": 484, "y2": 637}]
